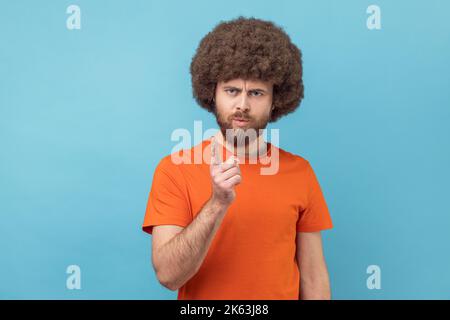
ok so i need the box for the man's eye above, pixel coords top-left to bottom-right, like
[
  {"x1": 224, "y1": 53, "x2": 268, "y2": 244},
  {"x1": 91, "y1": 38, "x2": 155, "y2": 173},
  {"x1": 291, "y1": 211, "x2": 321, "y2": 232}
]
[
  {"x1": 226, "y1": 89, "x2": 238, "y2": 95},
  {"x1": 250, "y1": 91, "x2": 262, "y2": 96}
]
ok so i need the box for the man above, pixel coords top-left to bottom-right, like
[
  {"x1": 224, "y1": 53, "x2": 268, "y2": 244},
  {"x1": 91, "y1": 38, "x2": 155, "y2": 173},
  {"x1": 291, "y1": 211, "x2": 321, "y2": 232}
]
[{"x1": 142, "y1": 16, "x2": 333, "y2": 300}]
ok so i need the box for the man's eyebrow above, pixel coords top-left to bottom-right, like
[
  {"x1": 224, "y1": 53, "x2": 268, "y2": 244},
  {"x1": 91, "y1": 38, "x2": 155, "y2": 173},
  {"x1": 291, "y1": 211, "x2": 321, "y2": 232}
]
[
  {"x1": 223, "y1": 86, "x2": 267, "y2": 92},
  {"x1": 250, "y1": 88, "x2": 267, "y2": 93},
  {"x1": 223, "y1": 86, "x2": 242, "y2": 90}
]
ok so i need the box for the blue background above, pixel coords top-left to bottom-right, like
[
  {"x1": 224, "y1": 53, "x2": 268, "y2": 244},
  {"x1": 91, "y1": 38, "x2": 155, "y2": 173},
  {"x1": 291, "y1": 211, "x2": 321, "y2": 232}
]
[{"x1": 1, "y1": 0, "x2": 449, "y2": 299}]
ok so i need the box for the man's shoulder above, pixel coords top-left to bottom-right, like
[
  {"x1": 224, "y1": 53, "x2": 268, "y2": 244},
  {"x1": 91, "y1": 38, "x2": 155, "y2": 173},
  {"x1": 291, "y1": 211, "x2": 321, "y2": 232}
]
[
  {"x1": 276, "y1": 145, "x2": 310, "y2": 168},
  {"x1": 156, "y1": 140, "x2": 207, "y2": 170}
]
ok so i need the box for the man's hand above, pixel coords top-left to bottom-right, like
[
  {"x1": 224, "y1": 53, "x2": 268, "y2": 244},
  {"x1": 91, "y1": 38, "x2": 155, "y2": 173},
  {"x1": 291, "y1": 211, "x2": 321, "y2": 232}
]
[
  {"x1": 152, "y1": 136, "x2": 241, "y2": 290},
  {"x1": 210, "y1": 136, "x2": 242, "y2": 207}
]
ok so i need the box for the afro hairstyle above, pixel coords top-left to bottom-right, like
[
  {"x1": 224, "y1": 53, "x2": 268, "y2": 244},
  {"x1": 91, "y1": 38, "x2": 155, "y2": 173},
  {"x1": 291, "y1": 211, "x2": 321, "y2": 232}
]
[{"x1": 190, "y1": 16, "x2": 304, "y2": 122}]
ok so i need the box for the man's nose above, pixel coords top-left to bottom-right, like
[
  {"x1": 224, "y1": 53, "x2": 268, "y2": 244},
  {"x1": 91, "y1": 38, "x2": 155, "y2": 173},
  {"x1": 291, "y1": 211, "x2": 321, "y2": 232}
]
[{"x1": 237, "y1": 93, "x2": 250, "y2": 112}]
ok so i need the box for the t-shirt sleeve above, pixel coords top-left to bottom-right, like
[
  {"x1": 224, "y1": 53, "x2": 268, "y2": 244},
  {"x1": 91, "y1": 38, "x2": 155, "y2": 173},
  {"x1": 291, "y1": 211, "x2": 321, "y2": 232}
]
[
  {"x1": 142, "y1": 157, "x2": 193, "y2": 235},
  {"x1": 296, "y1": 161, "x2": 333, "y2": 232}
]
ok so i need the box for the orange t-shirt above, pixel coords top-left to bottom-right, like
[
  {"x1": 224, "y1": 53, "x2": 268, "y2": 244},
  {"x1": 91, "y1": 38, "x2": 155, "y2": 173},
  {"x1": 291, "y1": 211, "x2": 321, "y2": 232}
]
[{"x1": 142, "y1": 138, "x2": 333, "y2": 300}]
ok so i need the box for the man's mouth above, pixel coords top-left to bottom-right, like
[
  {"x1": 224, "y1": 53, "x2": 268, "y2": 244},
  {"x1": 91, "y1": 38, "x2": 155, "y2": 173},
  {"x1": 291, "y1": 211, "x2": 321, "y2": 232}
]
[{"x1": 232, "y1": 118, "x2": 250, "y2": 127}]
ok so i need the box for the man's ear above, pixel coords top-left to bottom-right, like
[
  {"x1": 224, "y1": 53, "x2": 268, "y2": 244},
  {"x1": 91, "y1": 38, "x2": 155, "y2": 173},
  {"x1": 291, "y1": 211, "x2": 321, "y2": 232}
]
[
  {"x1": 212, "y1": 83, "x2": 218, "y2": 104},
  {"x1": 269, "y1": 104, "x2": 276, "y2": 121}
]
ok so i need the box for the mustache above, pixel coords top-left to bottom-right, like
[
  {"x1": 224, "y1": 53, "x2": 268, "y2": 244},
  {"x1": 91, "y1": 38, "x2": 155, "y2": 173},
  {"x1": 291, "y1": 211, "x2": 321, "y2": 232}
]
[{"x1": 229, "y1": 112, "x2": 251, "y2": 121}]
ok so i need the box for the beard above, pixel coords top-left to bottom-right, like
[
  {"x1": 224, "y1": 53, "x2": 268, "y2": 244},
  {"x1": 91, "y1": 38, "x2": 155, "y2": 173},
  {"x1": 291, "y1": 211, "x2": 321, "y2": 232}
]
[{"x1": 214, "y1": 109, "x2": 270, "y2": 150}]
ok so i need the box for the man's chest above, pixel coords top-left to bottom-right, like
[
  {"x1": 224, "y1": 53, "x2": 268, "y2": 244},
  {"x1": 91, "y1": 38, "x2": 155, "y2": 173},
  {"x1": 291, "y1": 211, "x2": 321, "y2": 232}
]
[{"x1": 182, "y1": 166, "x2": 308, "y2": 234}]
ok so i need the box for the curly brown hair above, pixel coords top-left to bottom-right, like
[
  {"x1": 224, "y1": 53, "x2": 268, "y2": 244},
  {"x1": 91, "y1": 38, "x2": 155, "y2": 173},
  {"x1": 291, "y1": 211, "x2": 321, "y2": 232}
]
[{"x1": 190, "y1": 16, "x2": 304, "y2": 122}]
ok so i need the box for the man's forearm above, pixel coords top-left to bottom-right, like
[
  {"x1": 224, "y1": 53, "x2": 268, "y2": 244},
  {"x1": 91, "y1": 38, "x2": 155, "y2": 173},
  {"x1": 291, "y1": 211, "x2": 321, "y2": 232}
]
[
  {"x1": 154, "y1": 197, "x2": 227, "y2": 290},
  {"x1": 300, "y1": 272, "x2": 331, "y2": 299}
]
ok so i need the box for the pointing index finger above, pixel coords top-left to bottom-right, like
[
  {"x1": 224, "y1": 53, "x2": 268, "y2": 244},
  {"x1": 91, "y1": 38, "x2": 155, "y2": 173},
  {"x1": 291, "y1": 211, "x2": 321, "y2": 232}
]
[{"x1": 210, "y1": 136, "x2": 222, "y2": 165}]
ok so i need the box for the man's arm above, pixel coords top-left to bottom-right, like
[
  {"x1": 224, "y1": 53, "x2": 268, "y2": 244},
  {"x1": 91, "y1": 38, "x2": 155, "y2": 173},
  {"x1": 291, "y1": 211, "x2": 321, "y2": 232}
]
[
  {"x1": 152, "y1": 198, "x2": 228, "y2": 291},
  {"x1": 152, "y1": 137, "x2": 241, "y2": 291},
  {"x1": 296, "y1": 231, "x2": 331, "y2": 299}
]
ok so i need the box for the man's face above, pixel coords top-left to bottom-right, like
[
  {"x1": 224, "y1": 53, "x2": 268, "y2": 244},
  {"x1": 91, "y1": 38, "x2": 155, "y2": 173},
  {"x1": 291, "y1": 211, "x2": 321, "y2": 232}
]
[{"x1": 214, "y1": 78, "x2": 273, "y2": 147}]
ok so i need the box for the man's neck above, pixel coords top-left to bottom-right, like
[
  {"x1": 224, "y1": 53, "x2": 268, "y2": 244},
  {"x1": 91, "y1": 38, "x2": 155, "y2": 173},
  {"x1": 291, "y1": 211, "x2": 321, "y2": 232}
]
[{"x1": 214, "y1": 131, "x2": 268, "y2": 159}]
